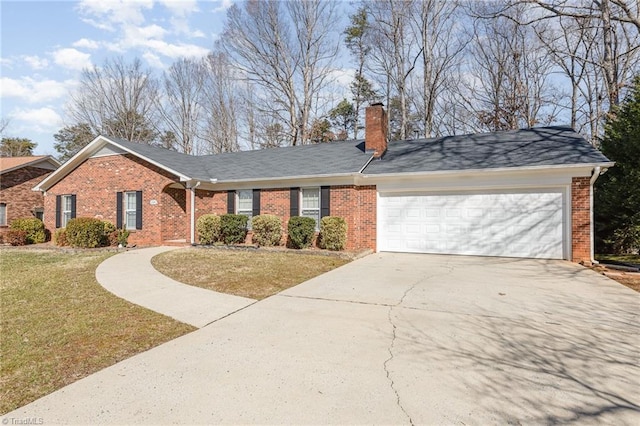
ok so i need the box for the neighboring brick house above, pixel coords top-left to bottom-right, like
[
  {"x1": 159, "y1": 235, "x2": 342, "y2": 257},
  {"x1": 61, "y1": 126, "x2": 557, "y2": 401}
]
[
  {"x1": 34, "y1": 105, "x2": 612, "y2": 263},
  {"x1": 0, "y1": 156, "x2": 60, "y2": 232}
]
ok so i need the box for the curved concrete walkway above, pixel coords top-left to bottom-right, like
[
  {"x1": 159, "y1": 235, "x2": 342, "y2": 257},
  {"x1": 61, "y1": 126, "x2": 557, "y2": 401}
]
[{"x1": 96, "y1": 246, "x2": 256, "y2": 328}]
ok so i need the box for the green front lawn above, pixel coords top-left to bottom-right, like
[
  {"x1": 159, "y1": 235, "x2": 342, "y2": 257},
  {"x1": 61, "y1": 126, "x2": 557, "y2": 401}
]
[
  {"x1": 0, "y1": 249, "x2": 195, "y2": 414},
  {"x1": 152, "y1": 248, "x2": 350, "y2": 300}
]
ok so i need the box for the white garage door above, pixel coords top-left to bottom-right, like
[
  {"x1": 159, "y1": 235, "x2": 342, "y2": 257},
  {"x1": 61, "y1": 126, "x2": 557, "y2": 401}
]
[{"x1": 378, "y1": 190, "x2": 564, "y2": 259}]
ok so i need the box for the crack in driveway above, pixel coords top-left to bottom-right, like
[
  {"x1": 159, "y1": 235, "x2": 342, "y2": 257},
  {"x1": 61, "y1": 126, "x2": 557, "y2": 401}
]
[{"x1": 383, "y1": 260, "x2": 455, "y2": 425}]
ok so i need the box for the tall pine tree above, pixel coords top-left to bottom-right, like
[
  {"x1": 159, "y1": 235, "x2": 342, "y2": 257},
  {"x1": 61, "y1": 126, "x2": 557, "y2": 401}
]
[{"x1": 595, "y1": 75, "x2": 640, "y2": 254}]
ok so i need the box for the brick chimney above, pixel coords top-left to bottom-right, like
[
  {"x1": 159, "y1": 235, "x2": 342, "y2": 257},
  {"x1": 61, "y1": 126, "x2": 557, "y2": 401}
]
[{"x1": 365, "y1": 103, "x2": 388, "y2": 158}]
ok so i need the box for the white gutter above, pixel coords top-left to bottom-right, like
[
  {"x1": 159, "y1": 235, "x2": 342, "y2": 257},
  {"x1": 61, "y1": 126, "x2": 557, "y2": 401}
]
[
  {"x1": 359, "y1": 161, "x2": 615, "y2": 180},
  {"x1": 189, "y1": 181, "x2": 201, "y2": 245},
  {"x1": 589, "y1": 166, "x2": 604, "y2": 264}
]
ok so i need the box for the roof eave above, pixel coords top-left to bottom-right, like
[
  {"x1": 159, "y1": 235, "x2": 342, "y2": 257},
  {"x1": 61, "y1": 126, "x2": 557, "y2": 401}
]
[
  {"x1": 361, "y1": 162, "x2": 615, "y2": 180},
  {"x1": 1, "y1": 156, "x2": 61, "y2": 175},
  {"x1": 33, "y1": 136, "x2": 192, "y2": 192}
]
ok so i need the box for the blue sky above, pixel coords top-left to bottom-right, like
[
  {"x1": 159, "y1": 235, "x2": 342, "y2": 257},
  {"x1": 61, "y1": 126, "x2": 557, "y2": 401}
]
[{"x1": 1, "y1": 0, "x2": 233, "y2": 156}]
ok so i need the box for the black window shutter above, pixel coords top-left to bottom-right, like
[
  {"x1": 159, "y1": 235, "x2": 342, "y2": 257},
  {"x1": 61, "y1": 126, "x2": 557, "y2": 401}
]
[
  {"x1": 290, "y1": 188, "x2": 299, "y2": 217},
  {"x1": 70, "y1": 195, "x2": 77, "y2": 219},
  {"x1": 135, "y1": 191, "x2": 143, "y2": 230},
  {"x1": 321, "y1": 186, "x2": 330, "y2": 218},
  {"x1": 116, "y1": 192, "x2": 123, "y2": 229},
  {"x1": 227, "y1": 191, "x2": 235, "y2": 214},
  {"x1": 252, "y1": 189, "x2": 261, "y2": 216},
  {"x1": 55, "y1": 195, "x2": 61, "y2": 228}
]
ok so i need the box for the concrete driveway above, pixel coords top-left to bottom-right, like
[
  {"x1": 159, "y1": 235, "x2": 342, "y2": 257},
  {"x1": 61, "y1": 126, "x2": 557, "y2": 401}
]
[{"x1": 4, "y1": 253, "x2": 639, "y2": 425}]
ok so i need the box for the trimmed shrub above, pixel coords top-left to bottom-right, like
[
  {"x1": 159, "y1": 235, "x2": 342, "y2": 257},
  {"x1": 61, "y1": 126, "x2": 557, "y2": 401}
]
[
  {"x1": 287, "y1": 216, "x2": 316, "y2": 249},
  {"x1": 103, "y1": 221, "x2": 117, "y2": 246},
  {"x1": 54, "y1": 228, "x2": 68, "y2": 247},
  {"x1": 10, "y1": 217, "x2": 46, "y2": 244},
  {"x1": 220, "y1": 214, "x2": 248, "y2": 244},
  {"x1": 252, "y1": 214, "x2": 282, "y2": 247},
  {"x1": 6, "y1": 230, "x2": 27, "y2": 246},
  {"x1": 196, "y1": 214, "x2": 221, "y2": 245},
  {"x1": 318, "y1": 216, "x2": 347, "y2": 251},
  {"x1": 65, "y1": 217, "x2": 106, "y2": 248}
]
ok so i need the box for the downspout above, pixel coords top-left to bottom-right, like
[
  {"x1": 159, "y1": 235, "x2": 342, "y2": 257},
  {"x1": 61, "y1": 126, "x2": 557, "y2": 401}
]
[
  {"x1": 189, "y1": 181, "x2": 201, "y2": 245},
  {"x1": 589, "y1": 167, "x2": 602, "y2": 264}
]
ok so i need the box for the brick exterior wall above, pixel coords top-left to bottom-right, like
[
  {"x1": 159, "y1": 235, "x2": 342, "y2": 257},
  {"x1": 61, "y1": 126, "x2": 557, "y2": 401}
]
[
  {"x1": 571, "y1": 176, "x2": 591, "y2": 263},
  {"x1": 365, "y1": 104, "x2": 388, "y2": 158},
  {"x1": 40, "y1": 151, "x2": 593, "y2": 262},
  {"x1": 44, "y1": 154, "x2": 183, "y2": 246},
  {"x1": 0, "y1": 166, "x2": 52, "y2": 227},
  {"x1": 192, "y1": 185, "x2": 377, "y2": 250}
]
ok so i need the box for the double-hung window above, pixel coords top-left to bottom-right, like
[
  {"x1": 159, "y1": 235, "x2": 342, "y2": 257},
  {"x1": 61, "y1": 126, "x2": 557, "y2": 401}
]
[
  {"x1": 0, "y1": 203, "x2": 6, "y2": 226},
  {"x1": 125, "y1": 192, "x2": 137, "y2": 229},
  {"x1": 237, "y1": 189, "x2": 253, "y2": 227},
  {"x1": 301, "y1": 188, "x2": 321, "y2": 230},
  {"x1": 61, "y1": 195, "x2": 73, "y2": 227},
  {"x1": 117, "y1": 191, "x2": 142, "y2": 230}
]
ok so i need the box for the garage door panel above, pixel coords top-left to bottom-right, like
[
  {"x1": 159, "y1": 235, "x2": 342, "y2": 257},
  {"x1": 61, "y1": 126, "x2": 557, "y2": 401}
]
[{"x1": 378, "y1": 190, "x2": 564, "y2": 259}]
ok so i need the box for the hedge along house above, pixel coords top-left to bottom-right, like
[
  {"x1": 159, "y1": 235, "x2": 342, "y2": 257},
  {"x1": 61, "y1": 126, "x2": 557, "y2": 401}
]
[
  {"x1": 0, "y1": 156, "x2": 60, "y2": 232},
  {"x1": 34, "y1": 105, "x2": 612, "y2": 263}
]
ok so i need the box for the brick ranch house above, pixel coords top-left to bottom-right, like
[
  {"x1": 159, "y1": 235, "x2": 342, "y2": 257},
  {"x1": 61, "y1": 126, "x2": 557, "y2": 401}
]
[
  {"x1": 0, "y1": 155, "x2": 60, "y2": 232},
  {"x1": 34, "y1": 105, "x2": 612, "y2": 263}
]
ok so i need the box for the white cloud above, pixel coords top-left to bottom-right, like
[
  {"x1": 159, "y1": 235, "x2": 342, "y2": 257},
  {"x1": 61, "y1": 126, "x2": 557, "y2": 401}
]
[
  {"x1": 159, "y1": 0, "x2": 199, "y2": 16},
  {"x1": 77, "y1": 0, "x2": 153, "y2": 27},
  {"x1": 75, "y1": 0, "x2": 210, "y2": 67},
  {"x1": 170, "y1": 16, "x2": 205, "y2": 38},
  {"x1": 144, "y1": 40, "x2": 209, "y2": 59},
  {"x1": 22, "y1": 55, "x2": 49, "y2": 70},
  {"x1": 10, "y1": 107, "x2": 62, "y2": 132},
  {"x1": 213, "y1": 0, "x2": 234, "y2": 14},
  {"x1": 142, "y1": 52, "x2": 165, "y2": 69},
  {"x1": 1, "y1": 57, "x2": 14, "y2": 68},
  {"x1": 0, "y1": 77, "x2": 75, "y2": 103},
  {"x1": 73, "y1": 38, "x2": 100, "y2": 49},
  {"x1": 52, "y1": 48, "x2": 92, "y2": 71},
  {"x1": 330, "y1": 68, "x2": 355, "y2": 88}
]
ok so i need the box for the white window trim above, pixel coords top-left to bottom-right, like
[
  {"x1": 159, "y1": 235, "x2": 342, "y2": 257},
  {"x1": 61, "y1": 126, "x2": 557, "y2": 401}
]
[
  {"x1": 236, "y1": 189, "x2": 253, "y2": 229},
  {"x1": 61, "y1": 195, "x2": 73, "y2": 227},
  {"x1": 0, "y1": 203, "x2": 6, "y2": 226},
  {"x1": 124, "y1": 191, "x2": 137, "y2": 230},
  {"x1": 300, "y1": 187, "x2": 321, "y2": 231}
]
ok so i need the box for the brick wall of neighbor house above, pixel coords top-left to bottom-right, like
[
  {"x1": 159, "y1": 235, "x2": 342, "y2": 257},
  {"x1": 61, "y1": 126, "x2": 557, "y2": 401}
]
[
  {"x1": 0, "y1": 166, "x2": 52, "y2": 228},
  {"x1": 44, "y1": 154, "x2": 181, "y2": 246},
  {"x1": 193, "y1": 185, "x2": 378, "y2": 251},
  {"x1": 571, "y1": 176, "x2": 591, "y2": 263}
]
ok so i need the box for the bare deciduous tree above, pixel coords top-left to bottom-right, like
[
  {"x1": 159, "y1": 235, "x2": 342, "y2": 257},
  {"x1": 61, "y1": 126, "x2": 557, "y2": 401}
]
[
  {"x1": 158, "y1": 58, "x2": 205, "y2": 154},
  {"x1": 200, "y1": 52, "x2": 240, "y2": 154},
  {"x1": 219, "y1": 0, "x2": 340, "y2": 146},
  {"x1": 67, "y1": 56, "x2": 160, "y2": 144},
  {"x1": 363, "y1": 0, "x2": 422, "y2": 140},
  {"x1": 464, "y1": 3, "x2": 561, "y2": 131},
  {"x1": 410, "y1": 0, "x2": 466, "y2": 137}
]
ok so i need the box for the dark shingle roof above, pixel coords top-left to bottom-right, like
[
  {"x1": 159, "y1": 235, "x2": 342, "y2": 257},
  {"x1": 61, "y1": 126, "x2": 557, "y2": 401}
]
[
  {"x1": 110, "y1": 137, "x2": 370, "y2": 182},
  {"x1": 364, "y1": 126, "x2": 610, "y2": 174},
  {"x1": 107, "y1": 126, "x2": 610, "y2": 182}
]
